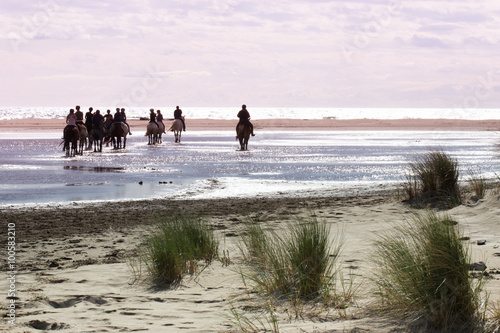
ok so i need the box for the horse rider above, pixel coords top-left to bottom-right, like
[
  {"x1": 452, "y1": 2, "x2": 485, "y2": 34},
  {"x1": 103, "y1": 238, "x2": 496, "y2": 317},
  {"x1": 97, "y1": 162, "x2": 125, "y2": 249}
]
[
  {"x1": 66, "y1": 109, "x2": 77, "y2": 127},
  {"x1": 114, "y1": 108, "x2": 122, "y2": 122},
  {"x1": 75, "y1": 105, "x2": 85, "y2": 129},
  {"x1": 92, "y1": 110, "x2": 104, "y2": 132},
  {"x1": 146, "y1": 108, "x2": 158, "y2": 128},
  {"x1": 85, "y1": 107, "x2": 94, "y2": 132},
  {"x1": 120, "y1": 108, "x2": 132, "y2": 135},
  {"x1": 174, "y1": 106, "x2": 186, "y2": 131},
  {"x1": 104, "y1": 109, "x2": 113, "y2": 122},
  {"x1": 156, "y1": 110, "x2": 166, "y2": 133},
  {"x1": 237, "y1": 104, "x2": 255, "y2": 136}
]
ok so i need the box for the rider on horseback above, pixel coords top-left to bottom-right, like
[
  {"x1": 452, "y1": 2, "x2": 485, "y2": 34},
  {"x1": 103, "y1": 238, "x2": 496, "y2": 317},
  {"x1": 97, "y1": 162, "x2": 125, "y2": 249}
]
[
  {"x1": 237, "y1": 104, "x2": 255, "y2": 136},
  {"x1": 85, "y1": 107, "x2": 94, "y2": 132},
  {"x1": 66, "y1": 109, "x2": 77, "y2": 127},
  {"x1": 174, "y1": 106, "x2": 186, "y2": 131},
  {"x1": 149, "y1": 109, "x2": 159, "y2": 129},
  {"x1": 120, "y1": 108, "x2": 132, "y2": 135},
  {"x1": 92, "y1": 110, "x2": 104, "y2": 131},
  {"x1": 156, "y1": 110, "x2": 166, "y2": 134},
  {"x1": 75, "y1": 105, "x2": 84, "y2": 126}
]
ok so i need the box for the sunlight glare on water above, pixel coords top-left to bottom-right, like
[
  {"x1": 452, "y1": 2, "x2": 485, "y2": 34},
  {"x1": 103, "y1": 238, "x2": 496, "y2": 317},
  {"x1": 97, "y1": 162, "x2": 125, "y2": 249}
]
[{"x1": 0, "y1": 130, "x2": 499, "y2": 206}]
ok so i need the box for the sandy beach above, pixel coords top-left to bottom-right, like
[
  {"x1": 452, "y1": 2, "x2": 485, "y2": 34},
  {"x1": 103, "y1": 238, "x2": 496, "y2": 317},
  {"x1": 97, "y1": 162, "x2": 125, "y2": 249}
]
[
  {"x1": 1, "y1": 117, "x2": 500, "y2": 133},
  {"x1": 2, "y1": 119, "x2": 500, "y2": 332}
]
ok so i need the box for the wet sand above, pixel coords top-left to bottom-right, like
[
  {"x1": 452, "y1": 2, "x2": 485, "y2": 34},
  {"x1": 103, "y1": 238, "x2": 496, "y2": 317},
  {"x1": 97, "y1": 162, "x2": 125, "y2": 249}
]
[{"x1": 1, "y1": 117, "x2": 500, "y2": 133}]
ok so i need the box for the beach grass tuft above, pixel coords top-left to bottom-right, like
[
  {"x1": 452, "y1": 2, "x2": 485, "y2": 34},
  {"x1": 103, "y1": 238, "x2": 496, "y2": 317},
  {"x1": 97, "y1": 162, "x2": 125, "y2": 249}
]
[
  {"x1": 230, "y1": 216, "x2": 352, "y2": 331},
  {"x1": 467, "y1": 169, "x2": 486, "y2": 200},
  {"x1": 373, "y1": 211, "x2": 486, "y2": 331},
  {"x1": 142, "y1": 214, "x2": 218, "y2": 284},
  {"x1": 241, "y1": 216, "x2": 343, "y2": 302},
  {"x1": 403, "y1": 150, "x2": 461, "y2": 208}
]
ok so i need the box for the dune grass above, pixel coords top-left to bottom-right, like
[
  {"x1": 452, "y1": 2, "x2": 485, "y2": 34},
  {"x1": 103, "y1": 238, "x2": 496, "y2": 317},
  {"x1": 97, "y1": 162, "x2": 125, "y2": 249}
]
[
  {"x1": 141, "y1": 214, "x2": 219, "y2": 284},
  {"x1": 229, "y1": 216, "x2": 351, "y2": 332},
  {"x1": 373, "y1": 211, "x2": 486, "y2": 331},
  {"x1": 240, "y1": 216, "x2": 349, "y2": 306},
  {"x1": 467, "y1": 169, "x2": 486, "y2": 200},
  {"x1": 403, "y1": 150, "x2": 461, "y2": 208}
]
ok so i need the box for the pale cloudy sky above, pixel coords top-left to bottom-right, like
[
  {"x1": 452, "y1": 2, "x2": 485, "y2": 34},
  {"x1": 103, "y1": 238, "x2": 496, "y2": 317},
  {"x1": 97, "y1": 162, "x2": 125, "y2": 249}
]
[{"x1": 1, "y1": 0, "x2": 500, "y2": 108}]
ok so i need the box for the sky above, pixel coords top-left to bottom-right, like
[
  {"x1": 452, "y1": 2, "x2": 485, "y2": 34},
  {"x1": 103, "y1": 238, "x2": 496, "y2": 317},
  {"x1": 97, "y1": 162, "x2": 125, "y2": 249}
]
[{"x1": 1, "y1": 0, "x2": 500, "y2": 109}]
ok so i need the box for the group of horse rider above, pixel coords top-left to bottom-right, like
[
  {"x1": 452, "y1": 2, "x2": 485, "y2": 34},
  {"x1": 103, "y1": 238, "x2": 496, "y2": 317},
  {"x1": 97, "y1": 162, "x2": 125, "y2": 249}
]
[
  {"x1": 65, "y1": 103, "x2": 256, "y2": 139},
  {"x1": 65, "y1": 106, "x2": 132, "y2": 137}
]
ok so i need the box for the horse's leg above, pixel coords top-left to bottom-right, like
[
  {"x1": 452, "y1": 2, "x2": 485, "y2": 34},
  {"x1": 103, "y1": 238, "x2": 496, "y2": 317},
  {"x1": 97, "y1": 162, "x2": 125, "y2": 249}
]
[{"x1": 123, "y1": 137, "x2": 126, "y2": 149}]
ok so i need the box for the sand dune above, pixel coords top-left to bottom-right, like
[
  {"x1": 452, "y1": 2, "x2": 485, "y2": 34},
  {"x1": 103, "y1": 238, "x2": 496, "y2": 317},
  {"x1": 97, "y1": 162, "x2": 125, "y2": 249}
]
[{"x1": 2, "y1": 190, "x2": 500, "y2": 332}]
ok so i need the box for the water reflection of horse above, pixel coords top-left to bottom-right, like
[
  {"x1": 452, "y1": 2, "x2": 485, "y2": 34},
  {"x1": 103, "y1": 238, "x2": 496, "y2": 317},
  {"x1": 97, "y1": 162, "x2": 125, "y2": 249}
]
[
  {"x1": 168, "y1": 118, "x2": 183, "y2": 143},
  {"x1": 110, "y1": 122, "x2": 128, "y2": 149},
  {"x1": 63, "y1": 126, "x2": 79, "y2": 156},
  {"x1": 236, "y1": 122, "x2": 251, "y2": 150}
]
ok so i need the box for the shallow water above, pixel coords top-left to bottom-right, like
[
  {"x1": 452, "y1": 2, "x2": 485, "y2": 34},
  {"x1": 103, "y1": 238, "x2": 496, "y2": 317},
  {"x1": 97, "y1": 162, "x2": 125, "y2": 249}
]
[{"x1": 1, "y1": 130, "x2": 499, "y2": 207}]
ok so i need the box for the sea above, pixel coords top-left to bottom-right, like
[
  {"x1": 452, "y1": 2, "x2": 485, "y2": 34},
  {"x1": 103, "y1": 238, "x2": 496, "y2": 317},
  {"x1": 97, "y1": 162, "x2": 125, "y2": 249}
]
[{"x1": 1, "y1": 107, "x2": 500, "y2": 207}]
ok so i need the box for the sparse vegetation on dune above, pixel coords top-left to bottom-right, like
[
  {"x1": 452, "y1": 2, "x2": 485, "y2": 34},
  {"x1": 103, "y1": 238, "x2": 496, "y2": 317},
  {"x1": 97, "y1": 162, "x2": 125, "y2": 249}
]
[
  {"x1": 230, "y1": 216, "x2": 356, "y2": 332},
  {"x1": 373, "y1": 211, "x2": 487, "y2": 332},
  {"x1": 403, "y1": 150, "x2": 461, "y2": 208},
  {"x1": 141, "y1": 214, "x2": 219, "y2": 284}
]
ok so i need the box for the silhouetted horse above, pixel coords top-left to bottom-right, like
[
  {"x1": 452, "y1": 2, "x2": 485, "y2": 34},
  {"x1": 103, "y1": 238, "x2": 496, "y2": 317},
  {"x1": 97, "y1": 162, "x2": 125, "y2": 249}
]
[
  {"x1": 236, "y1": 122, "x2": 251, "y2": 150},
  {"x1": 110, "y1": 122, "x2": 128, "y2": 149},
  {"x1": 168, "y1": 118, "x2": 183, "y2": 143},
  {"x1": 90, "y1": 126, "x2": 104, "y2": 152},
  {"x1": 63, "y1": 126, "x2": 79, "y2": 156}
]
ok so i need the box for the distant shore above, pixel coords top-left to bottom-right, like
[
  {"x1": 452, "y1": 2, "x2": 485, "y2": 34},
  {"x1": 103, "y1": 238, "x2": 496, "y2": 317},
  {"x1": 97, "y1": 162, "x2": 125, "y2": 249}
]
[{"x1": 1, "y1": 118, "x2": 500, "y2": 133}]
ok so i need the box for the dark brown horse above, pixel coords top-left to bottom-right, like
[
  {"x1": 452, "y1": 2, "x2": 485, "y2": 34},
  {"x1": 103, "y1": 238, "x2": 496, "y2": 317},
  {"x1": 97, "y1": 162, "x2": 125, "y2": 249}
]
[
  {"x1": 90, "y1": 126, "x2": 104, "y2": 152},
  {"x1": 110, "y1": 122, "x2": 128, "y2": 149},
  {"x1": 236, "y1": 122, "x2": 251, "y2": 150},
  {"x1": 63, "y1": 126, "x2": 79, "y2": 156}
]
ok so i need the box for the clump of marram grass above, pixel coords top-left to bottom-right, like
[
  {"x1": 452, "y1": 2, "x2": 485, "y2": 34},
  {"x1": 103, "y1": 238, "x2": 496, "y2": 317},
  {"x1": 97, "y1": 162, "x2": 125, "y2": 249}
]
[
  {"x1": 373, "y1": 211, "x2": 486, "y2": 331},
  {"x1": 142, "y1": 214, "x2": 219, "y2": 284},
  {"x1": 240, "y1": 216, "x2": 348, "y2": 304},
  {"x1": 403, "y1": 150, "x2": 461, "y2": 208},
  {"x1": 230, "y1": 216, "x2": 350, "y2": 332},
  {"x1": 467, "y1": 169, "x2": 486, "y2": 201}
]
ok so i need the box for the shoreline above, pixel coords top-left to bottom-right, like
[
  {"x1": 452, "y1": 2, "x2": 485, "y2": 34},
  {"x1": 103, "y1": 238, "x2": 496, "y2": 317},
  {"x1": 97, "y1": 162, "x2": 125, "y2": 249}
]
[
  {"x1": 0, "y1": 190, "x2": 394, "y2": 244},
  {"x1": 1, "y1": 118, "x2": 500, "y2": 132}
]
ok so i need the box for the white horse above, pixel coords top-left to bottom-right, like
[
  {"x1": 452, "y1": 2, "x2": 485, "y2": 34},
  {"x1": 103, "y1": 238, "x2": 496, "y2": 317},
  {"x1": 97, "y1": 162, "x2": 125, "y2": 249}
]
[
  {"x1": 168, "y1": 118, "x2": 183, "y2": 143},
  {"x1": 145, "y1": 122, "x2": 159, "y2": 145},
  {"x1": 157, "y1": 122, "x2": 165, "y2": 143}
]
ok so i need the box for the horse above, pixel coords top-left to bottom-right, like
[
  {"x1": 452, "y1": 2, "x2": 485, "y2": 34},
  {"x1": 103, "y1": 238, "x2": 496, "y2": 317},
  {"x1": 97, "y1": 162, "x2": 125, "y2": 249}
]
[
  {"x1": 168, "y1": 118, "x2": 183, "y2": 143},
  {"x1": 236, "y1": 122, "x2": 251, "y2": 150},
  {"x1": 77, "y1": 124, "x2": 88, "y2": 155},
  {"x1": 63, "y1": 126, "x2": 79, "y2": 157},
  {"x1": 145, "y1": 122, "x2": 159, "y2": 145},
  {"x1": 90, "y1": 126, "x2": 104, "y2": 152},
  {"x1": 157, "y1": 122, "x2": 165, "y2": 143},
  {"x1": 110, "y1": 122, "x2": 128, "y2": 149},
  {"x1": 102, "y1": 117, "x2": 114, "y2": 147}
]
